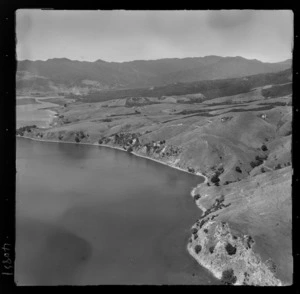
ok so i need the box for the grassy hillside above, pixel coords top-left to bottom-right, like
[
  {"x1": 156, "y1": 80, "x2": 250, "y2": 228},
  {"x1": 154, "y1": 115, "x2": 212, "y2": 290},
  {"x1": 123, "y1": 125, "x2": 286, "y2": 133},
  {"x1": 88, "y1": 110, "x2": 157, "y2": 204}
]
[
  {"x1": 16, "y1": 70, "x2": 292, "y2": 286},
  {"x1": 190, "y1": 167, "x2": 292, "y2": 285}
]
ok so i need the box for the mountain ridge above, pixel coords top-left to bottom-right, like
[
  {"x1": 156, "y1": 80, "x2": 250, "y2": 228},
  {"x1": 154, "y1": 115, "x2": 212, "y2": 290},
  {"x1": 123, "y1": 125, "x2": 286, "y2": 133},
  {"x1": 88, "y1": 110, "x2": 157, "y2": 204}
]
[
  {"x1": 17, "y1": 56, "x2": 292, "y2": 95},
  {"x1": 18, "y1": 55, "x2": 292, "y2": 64}
]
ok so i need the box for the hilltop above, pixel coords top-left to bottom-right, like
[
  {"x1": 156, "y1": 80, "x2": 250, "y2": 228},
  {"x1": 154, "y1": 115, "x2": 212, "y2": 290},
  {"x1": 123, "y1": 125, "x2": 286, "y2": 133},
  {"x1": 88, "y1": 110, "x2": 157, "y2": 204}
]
[{"x1": 17, "y1": 56, "x2": 291, "y2": 96}]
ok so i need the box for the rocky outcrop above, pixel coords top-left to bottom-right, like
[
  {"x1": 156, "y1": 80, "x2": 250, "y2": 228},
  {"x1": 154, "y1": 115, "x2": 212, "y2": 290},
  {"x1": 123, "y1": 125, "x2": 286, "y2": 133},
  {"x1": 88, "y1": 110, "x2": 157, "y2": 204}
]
[
  {"x1": 189, "y1": 166, "x2": 292, "y2": 285},
  {"x1": 188, "y1": 220, "x2": 282, "y2": 285}
]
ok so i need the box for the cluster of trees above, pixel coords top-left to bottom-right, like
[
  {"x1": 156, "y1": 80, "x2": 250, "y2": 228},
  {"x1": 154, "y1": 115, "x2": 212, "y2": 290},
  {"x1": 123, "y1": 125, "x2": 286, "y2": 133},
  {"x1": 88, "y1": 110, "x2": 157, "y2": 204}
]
[
  {"x1": 210, "y1": 166, "x2": 224, "y2": 186},
  {"x1": 191, "y1": 228, "x2": 198, "y2": 235},
  {"x1": 245, "y1": 235, "x2": 255, "y2": 249},
  {"x1": 250, "y1": 154, "x2": 268, "y2": 169},
  {"x1": 225, "y1": 243, "x2": 237, "y2": 255},
  {"x1": 200, "y1": 194, "x2": 231, "y2": 220},
  {"x1": 98, "y1": 132, "x2": 142, "y2": 153},
  {"x1": 74, "y1": 131, "x2": 88, "y2": 143},
  {"x1": 16, "y1": 125, "x2": 37, "y2": 136},
  {"x1": 144, "y1": 140, "x2": 166, "y2": 155},
  {"x1": 261, "y1": 144, "x2": 268, "y2": 151},
  {"x1": 275, "y1": 162, "x2": 291, "y2": 170},
  {"x1": 194, "y1": 194, "x2": 201, "y2": 201},
  {"x1": 71, "y1": 69, "x2": 291, "y2": 104},
  {"x1": 261, "y1": 83, "x2": 292, "y2": 99},
  {"x1": 114, "y1": 132, "x2": 141, "y2": 147},
  {"x1": 98, "y1": 131, "x2": 184, "y2": 160},
  {"x1": 194, "y1": 245, "x2": 202, "y2": 254},
  {"x1": 223, "y1": 180, "x2": 234, "y2": 185},
  {"x1": 161, "y1": 144, "x2": 180, "y2": 157},
  {"x1": 98, "y1": 136, "x2": 112, "y2": 145},
  {"x1": 209, "y1": 246, "x2": 215, "y2": 254}
]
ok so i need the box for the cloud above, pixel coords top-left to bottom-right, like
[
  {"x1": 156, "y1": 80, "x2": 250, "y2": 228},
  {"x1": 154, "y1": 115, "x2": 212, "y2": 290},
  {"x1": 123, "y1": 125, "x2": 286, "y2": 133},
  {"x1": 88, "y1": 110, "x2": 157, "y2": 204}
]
[
  {"x1": 16, "y1": 10, "x2": 293, "y2": 63},
  {"x1": 206, "y1": 10, "x2": 254, "y2": 30}
]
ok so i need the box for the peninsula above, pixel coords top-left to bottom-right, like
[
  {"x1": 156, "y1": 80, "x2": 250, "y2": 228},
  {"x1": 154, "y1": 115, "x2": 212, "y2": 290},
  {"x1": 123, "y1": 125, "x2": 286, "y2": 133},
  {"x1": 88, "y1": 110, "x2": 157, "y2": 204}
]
[{"x1": 16, "y1": 60, "x2": 293, "y2": 286}]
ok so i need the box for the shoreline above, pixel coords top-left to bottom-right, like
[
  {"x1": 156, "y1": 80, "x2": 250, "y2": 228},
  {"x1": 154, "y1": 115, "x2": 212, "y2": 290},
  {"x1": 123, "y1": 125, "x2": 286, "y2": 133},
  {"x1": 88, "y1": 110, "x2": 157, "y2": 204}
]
[
  {"x1": 16, "y1": 98, "x2": 59, "y2": 129},
  {"x1": 16, "y1": 134, "x2": 216, "y2": 281},
  {"x1": 16, "y1": 135, "x2": 208, "y2": 183}
]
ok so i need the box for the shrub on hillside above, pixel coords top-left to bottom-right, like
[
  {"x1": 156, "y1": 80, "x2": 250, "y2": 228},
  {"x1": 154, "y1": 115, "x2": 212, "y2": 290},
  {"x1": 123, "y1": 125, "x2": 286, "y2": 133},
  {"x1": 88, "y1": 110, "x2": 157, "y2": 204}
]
[
  {"x1": 225, "y1": 243, "x2": 237, "y2": 255},
  {"x1": 211, "y1": 174, "x2": 220, "y2": 185},
  {"x1": 250, "y1": 155, "x2": 267, "y2": 169},
  {"x1": 191, "y1": 228, "x2": 198, "y2": 235},
  {"x1": 235, "y1": 166, "x2": 242, "y2": 173},
  {"x1": 275, "y1": 163, "x2": 282, "y2": 170},
  {"x1": 224, "y1": 180, "x2": 234, "y2": 185},
  {"x1": 250, "y1": 162, "x2": 257, "y2": 168},
  {"x1": 261, "y1": 144, "x2": 268, "y2": 151},
  {"x1": 78, "y1": 131, "x2": 85, "y2": 139},
  {"x1": 194, "y1": 194, "x2": 200, "y2": 200},
  {"x1": 221, "y1": 269, "x2": 237, "y2": 285},
  {"x1": 246, "y1": 235, "x2": 254, "y2": 249},
  {"x1": 75, "y1": 136, "x2": 80, "y2": 143},
  {"x1": 265, "y1": 259, "x2": 277, "y2": 274},
  {"x1": 194, "y1": 245, "x2": 202, "y2": 254},
  {"x1": 103, "y1": 118, "x2": 112, "y2": 122}
]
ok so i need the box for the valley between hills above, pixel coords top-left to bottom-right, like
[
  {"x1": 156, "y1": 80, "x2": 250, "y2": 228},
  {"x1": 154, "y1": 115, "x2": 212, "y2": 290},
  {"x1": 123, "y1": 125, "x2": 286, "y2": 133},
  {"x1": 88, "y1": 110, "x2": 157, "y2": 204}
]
[{"x1": 16, "y1": 62, "x2": 293, "y2": 285}]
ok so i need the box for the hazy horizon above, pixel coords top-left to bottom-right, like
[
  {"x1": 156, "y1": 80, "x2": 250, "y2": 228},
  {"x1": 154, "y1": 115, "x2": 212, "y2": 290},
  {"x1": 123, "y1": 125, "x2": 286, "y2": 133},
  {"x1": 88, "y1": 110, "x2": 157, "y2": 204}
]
[
  {"x1": 16, "y1": 10, "x2": 293, "y2": 63},
  {"x1": 16, "y1": 54, "x2": 292, "y2": 64}
]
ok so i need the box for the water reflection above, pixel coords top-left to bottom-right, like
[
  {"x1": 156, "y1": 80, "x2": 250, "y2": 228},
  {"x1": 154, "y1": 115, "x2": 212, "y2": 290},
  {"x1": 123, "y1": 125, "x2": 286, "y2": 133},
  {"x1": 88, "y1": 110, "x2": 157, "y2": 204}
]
[{"x1": 56, "y1": 142, "x2": 92, "y2": 160}]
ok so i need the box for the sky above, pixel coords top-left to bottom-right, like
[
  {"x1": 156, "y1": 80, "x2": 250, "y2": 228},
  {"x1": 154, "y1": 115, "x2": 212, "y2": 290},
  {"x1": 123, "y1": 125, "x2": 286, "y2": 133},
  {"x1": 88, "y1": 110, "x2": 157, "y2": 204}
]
[{"x1": 16, "y1": 10, "x2": 293, "y2": 63}]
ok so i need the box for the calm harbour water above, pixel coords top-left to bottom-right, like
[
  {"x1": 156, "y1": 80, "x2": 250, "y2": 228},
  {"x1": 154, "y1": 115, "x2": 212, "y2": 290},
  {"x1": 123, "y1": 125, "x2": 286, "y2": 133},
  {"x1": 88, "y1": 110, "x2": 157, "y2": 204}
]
[
  {"x1": 16, "y1": 137, "x2": 219, "y2": 285},
  {"x1": 16, "y1": 97, "x2": 58, "y2": 128}
]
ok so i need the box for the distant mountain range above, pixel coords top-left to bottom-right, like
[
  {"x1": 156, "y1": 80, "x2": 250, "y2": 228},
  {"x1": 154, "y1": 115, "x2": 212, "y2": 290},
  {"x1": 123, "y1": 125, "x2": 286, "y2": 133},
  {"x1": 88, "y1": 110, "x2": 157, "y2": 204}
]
[{"x1": 17, "y1": 56, "x2": 292, "y2": 95}]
